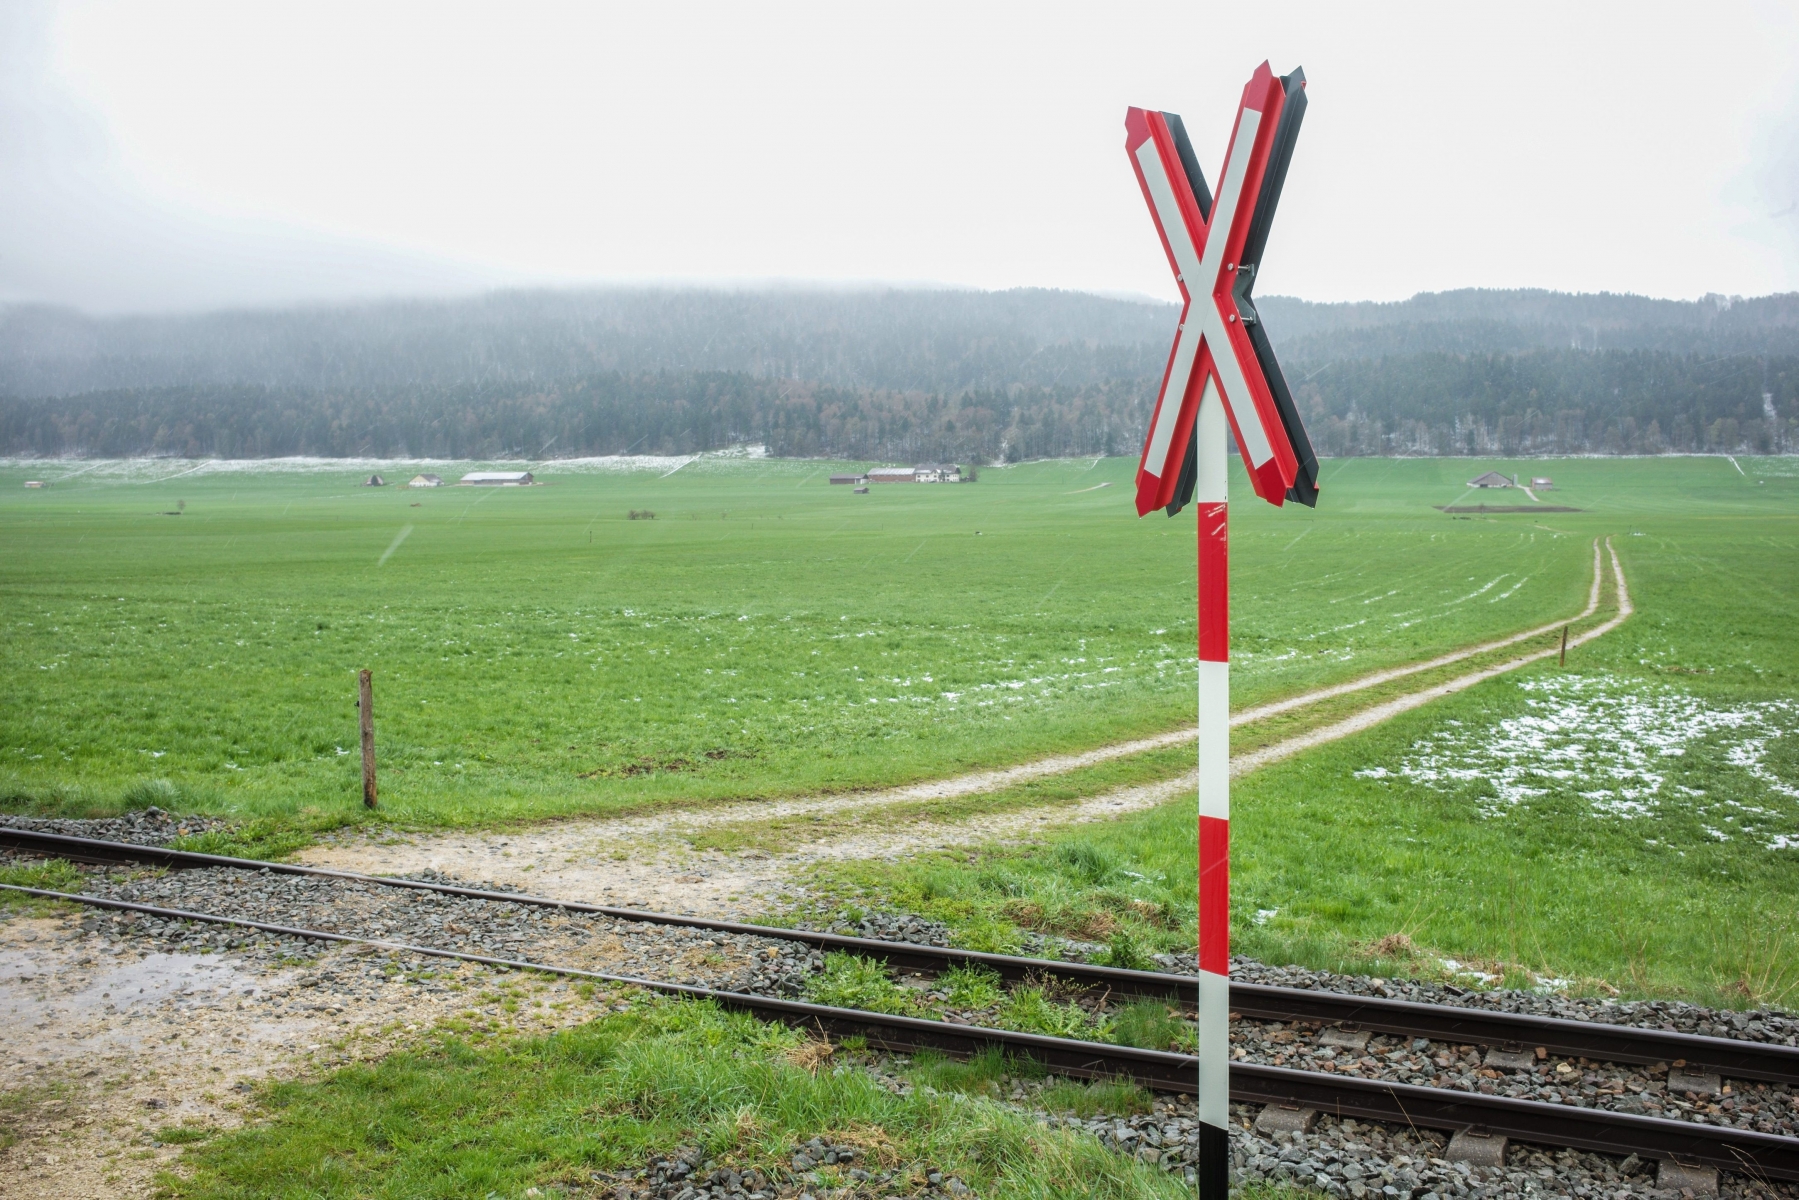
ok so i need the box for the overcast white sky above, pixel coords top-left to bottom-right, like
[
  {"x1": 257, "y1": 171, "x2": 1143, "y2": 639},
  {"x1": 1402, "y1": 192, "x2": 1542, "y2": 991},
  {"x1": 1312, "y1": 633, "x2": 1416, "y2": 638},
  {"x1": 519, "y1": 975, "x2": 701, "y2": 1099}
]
[{"x1": 3, "y1": 0, "x2": 1797, "y2": 313}]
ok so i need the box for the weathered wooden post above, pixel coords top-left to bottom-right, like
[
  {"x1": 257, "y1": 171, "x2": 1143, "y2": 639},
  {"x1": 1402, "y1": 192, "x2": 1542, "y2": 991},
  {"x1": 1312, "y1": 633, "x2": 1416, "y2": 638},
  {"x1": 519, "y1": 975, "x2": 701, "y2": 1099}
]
[
  {"x1": 1560, "y1": 625, "x2": 1570, "y2": 666},
  {"x1": 358, "y1": 669, "x2": 378, "y2": 809}
]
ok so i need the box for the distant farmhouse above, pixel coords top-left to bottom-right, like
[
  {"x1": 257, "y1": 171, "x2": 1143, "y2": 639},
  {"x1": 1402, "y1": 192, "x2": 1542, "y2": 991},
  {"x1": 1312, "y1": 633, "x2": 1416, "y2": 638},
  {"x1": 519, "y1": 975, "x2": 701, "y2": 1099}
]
[
  {"x1": 1531, "y1": 476, "x2": 1554, "y2": 489},
  {"x1": 362, "y1": 474, "x2": 387, "y2": 487},
  {"x1": 408, "y1": 473, "x2": 444, "y2": 488},
  {"x1": 829, "y1": 473, "x2": 868, "y2": 486},
  {"x1": 1468, "y1": 471, "x2": 1514, "y2": 488},
  {"x1": 458, "y1": 471, "x2": 536, "y2": 486},
  {"x1": 23, "y1": 480, "x2": 43, "y2": 488},
  {"x1": 866, "y1": 463, "x2": 964, "y2": 484}
]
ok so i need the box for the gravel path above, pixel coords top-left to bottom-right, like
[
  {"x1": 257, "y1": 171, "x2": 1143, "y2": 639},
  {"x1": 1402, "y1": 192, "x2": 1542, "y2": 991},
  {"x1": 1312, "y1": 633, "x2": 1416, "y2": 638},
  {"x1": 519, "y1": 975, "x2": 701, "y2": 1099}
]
[{"x1": 289, "y1": 773, "x2": 1199, "y2": 923}]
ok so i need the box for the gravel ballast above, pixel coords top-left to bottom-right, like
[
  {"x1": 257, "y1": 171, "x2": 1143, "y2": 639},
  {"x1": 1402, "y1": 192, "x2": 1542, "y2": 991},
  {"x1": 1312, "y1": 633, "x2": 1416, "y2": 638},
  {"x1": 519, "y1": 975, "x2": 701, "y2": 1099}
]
[
  {"x1": 1234, "y1": 957, "x2": 1799, "y2": 1050},
  {"x1": 28, "y1": 864, "x2": 1799, "y2": 1141},
  {"x1": 11, "y1": 851, "x2": 1799, "y2": 1199},
  {"x1": 61, "y1": 863, "x2": 825, "y2": 998},
  {"x1": 1, "y1": 806, "x2": 228, "y2": 846}
]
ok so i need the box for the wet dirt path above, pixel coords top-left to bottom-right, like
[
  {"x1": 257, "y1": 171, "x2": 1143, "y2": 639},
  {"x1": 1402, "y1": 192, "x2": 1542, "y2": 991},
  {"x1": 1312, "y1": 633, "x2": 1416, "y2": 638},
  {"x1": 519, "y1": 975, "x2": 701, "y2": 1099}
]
[{"x1": 0, "y1": 908, "x2": 623, "y2": 1198}]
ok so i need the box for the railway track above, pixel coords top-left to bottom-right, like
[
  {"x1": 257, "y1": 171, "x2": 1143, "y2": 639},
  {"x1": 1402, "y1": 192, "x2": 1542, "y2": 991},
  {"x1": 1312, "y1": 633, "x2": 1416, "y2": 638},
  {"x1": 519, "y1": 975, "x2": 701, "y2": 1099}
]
[{"x1": 6, "y1": 826, "x2": 1799, "y2": 1186}]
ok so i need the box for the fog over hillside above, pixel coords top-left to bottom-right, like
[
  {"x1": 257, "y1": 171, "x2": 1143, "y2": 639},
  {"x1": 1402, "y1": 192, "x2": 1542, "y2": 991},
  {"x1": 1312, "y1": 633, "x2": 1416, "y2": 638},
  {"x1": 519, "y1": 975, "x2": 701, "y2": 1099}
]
[
  {"x1": 0, "y1": 289, "x2": 1175, "y2": 399},
  {"x1": 2, "y1": 287, "x2": 1795, "y2": 460}
]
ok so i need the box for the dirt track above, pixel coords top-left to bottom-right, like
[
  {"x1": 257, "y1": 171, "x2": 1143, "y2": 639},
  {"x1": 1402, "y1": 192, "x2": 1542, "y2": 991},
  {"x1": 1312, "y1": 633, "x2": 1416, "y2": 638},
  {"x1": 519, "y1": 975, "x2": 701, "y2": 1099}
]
[{"x1": 296, "y1": 539, "x2": 1632, "y2": 920}]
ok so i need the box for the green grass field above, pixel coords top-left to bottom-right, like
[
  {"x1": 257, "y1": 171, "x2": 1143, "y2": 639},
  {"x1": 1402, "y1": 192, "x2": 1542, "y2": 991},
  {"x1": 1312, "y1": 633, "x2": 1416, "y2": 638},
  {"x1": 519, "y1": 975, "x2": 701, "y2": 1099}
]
[
  {"x1": 3, "y1": 454, "x2": 1599, "y2": 827},
  {"x1": 8, "y1": 452, "x2": 1797, "y2": 1195},
  {"x1": 797, "y1": 456, "x2": 1799, "y2": 1007},
  {"x1": 6, "y1": 453, "x2": 1797, "y2": 1006}
]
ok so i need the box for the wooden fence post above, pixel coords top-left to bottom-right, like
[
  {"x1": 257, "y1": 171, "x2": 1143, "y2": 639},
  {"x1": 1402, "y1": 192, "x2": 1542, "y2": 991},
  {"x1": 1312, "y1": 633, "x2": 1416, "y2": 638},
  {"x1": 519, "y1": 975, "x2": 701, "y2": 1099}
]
[
  {"x1": 1559, "y1": 625, "x2": 1569, "y2": 667},
  {"x1": 358, "y1": 669, "x2": 378, "y2": 809}
]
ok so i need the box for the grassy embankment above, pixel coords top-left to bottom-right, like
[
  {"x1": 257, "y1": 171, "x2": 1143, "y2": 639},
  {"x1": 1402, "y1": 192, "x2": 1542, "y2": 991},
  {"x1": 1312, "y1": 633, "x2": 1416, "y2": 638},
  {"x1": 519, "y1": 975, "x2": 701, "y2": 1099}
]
[
  {"x1": 158, "y1": 996, "x2": 1191, "y2": 1200},
  {"x1": 804, "y1": 457, "x2": 1799, "y2": 1009},
  {"x1": 1, "y1": 455, "x2": 1591, "y2": 848}
]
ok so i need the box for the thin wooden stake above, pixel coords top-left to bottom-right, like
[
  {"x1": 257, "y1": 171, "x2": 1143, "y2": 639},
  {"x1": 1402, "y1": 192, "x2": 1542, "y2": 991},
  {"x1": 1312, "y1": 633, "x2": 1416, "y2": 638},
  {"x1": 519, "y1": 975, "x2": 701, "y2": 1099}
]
[
  {"x1": 1559, "y1": 625, "x2": 1569, "y2": 667},
  {"x1": 358, "y1": 669, "x2": 378, "y2": 809}
]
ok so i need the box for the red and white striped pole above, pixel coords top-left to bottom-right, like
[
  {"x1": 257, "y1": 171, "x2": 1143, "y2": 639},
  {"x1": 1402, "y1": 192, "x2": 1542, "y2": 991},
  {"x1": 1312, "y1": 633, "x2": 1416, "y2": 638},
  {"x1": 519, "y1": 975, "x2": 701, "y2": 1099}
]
[
  {"x1": 1194, "y1": 376, "x2": 1233, "y2": 1194},
  {"x1": 1123, "y1": 65, "x2": 1320, "y2": 1198}
]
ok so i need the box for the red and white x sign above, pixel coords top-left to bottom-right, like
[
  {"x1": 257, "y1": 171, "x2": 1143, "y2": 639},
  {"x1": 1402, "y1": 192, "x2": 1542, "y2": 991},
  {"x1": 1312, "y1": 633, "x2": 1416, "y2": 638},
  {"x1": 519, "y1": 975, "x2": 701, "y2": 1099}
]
[{"x1": 1128, "y1": 63, "x2": 1319, "y2": 516}]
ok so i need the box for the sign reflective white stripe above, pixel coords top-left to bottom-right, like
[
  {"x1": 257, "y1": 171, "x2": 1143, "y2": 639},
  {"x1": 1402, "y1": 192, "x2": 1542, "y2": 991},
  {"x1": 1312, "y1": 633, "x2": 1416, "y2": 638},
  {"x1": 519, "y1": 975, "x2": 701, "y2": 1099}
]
[
  {"x1": 1190, "y1": 106, "x2": 1276, "y2": 470},
  {"x1": 1200, "y1": 302, "x2": 1275, "y2": 468},
  {"x1": 1136, "y1": 135, "x2": 1202, "y2": 283},
  {"x1": 1135, "y1": 135, "x2": 1201, "y2": 480},
  {"x1": 1196, "y1": 661, "x2": 1229, "y2": 820},
  {"x1": 1196, "y1": 970, "x2": 1230, "y2": 1127},
  {"x1": 1143, "y1": 322, "x2": 1201, "y2": 482}
]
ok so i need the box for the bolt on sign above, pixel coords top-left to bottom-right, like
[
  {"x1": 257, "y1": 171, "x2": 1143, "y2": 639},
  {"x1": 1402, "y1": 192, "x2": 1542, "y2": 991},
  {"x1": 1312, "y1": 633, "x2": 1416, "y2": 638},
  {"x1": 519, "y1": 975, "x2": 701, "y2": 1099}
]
[{"x1": 1124, "y1": 61, "x2": 1319, "y2": 1200}]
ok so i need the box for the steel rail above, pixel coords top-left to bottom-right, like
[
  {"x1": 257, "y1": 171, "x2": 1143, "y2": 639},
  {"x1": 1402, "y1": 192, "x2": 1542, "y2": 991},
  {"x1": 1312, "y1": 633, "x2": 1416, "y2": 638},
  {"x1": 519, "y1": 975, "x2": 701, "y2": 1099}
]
[
  {"x1": 9, "y1": 880, "x2": 1799, "y2": 1181},
  {"x1": 9, "y1": 827, "x2": 1799, "y2": 1089},
  {"x1": 1232, "y1": 1063, "x2": 1799, "y2": 1182},
  {"x1": 1231, "y1": 984, "x2": 1799, "y2": 1089},
  {"x1": 0, "y1": 828, "x2": 1186, "y2": 996},
  {"x1": 0, "y1": 882, "x2": 1197, "y2": 1091}
]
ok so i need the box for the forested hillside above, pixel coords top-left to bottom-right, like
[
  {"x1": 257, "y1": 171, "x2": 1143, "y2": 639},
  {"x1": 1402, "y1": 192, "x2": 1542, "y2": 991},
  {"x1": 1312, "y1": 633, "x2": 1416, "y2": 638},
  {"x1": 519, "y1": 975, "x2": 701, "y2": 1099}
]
[{"x1": 3, "y1": 287, "x2": 1796, "y2": 460}]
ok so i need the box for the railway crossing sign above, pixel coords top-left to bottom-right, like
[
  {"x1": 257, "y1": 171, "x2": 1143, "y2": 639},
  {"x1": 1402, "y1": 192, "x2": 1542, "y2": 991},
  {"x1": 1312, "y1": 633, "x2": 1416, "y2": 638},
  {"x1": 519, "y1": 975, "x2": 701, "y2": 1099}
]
[
  {"x1": 1128, "y1": 62, "x2": 1319, "y2": 517},
  {"x1": 1125, "y1": 61, "x2": 1319, "y2": 1199}
]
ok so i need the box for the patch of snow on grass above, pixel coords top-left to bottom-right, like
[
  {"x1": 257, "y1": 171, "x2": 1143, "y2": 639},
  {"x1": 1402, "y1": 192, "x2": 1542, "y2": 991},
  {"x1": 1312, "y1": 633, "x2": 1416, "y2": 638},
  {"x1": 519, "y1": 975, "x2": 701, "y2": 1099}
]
[
  {"x1": 1359, "y1": 675, "x2": 1799, "y2": 847},
  {"x1": 1438, "y1": 958, "x2": 1502, "y2": 986}
]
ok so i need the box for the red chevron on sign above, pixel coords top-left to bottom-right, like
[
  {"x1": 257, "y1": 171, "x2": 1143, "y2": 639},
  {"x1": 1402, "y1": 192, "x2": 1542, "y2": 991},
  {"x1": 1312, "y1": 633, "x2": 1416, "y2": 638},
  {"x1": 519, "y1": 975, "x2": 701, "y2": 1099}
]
[{"x1": 1127, "y1": 62, "x2": 1319, "y2": 516}]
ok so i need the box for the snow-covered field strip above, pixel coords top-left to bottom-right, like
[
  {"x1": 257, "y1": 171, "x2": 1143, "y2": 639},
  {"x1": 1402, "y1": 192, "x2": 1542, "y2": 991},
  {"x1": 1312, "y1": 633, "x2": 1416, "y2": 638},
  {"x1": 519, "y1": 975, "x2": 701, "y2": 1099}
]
[{"x1": 0, "y1": 447, "x2": 786, "y2": 483}]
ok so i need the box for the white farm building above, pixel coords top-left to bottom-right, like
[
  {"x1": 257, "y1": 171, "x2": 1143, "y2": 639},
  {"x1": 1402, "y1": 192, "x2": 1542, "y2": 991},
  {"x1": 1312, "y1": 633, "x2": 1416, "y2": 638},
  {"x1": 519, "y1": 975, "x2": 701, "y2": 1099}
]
[
  {"x1": 867, "y1": 464, "x2": 963, "y2": 484},
  {"x1": 458, "y1": 471, "x2": 536, "y2": 486}
]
